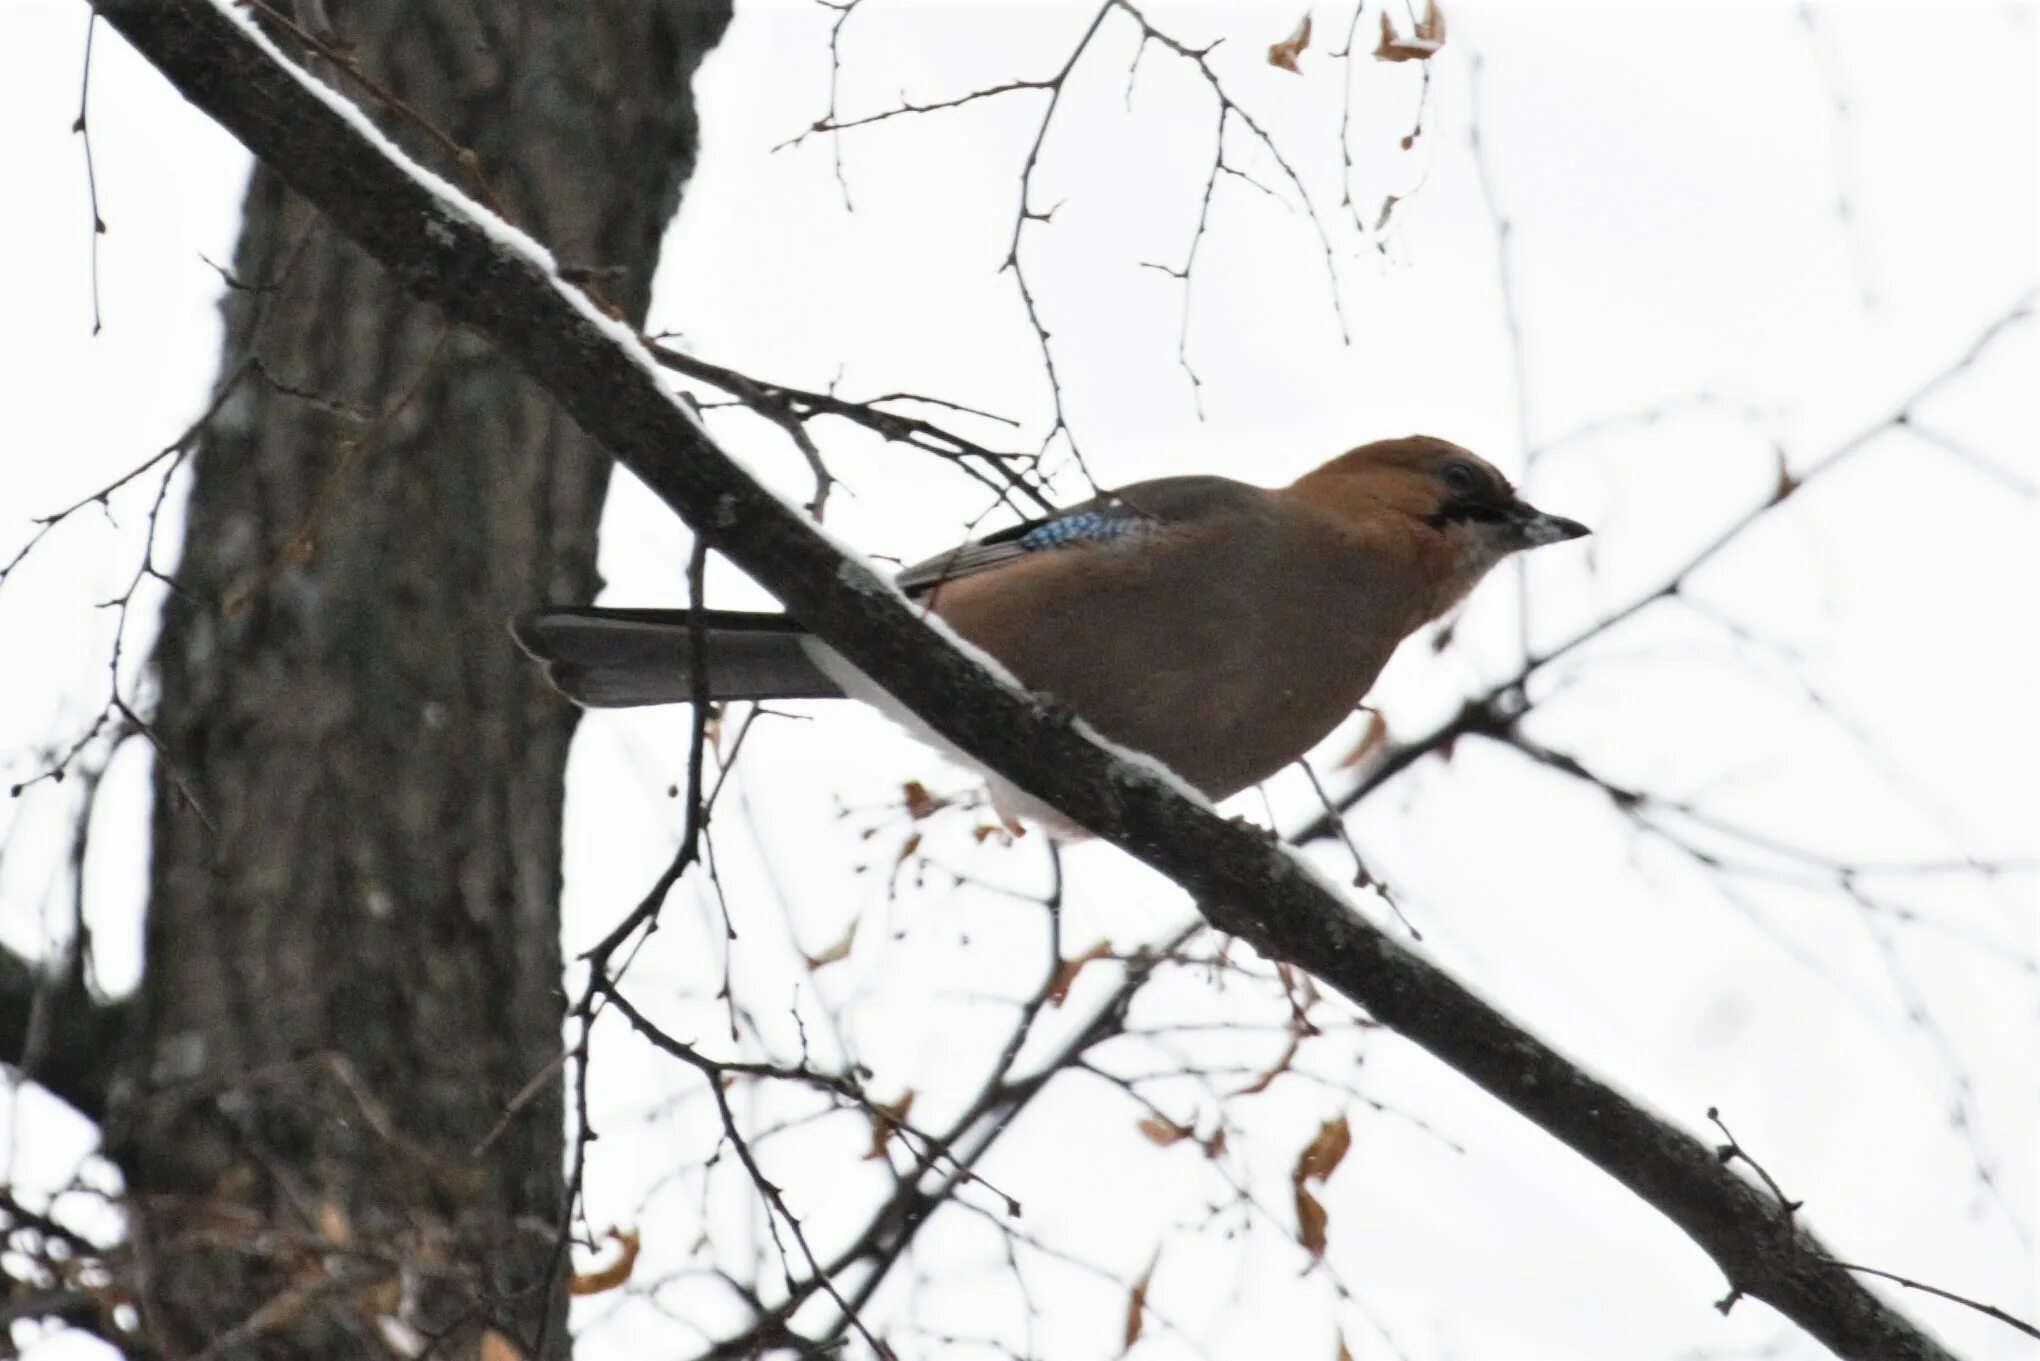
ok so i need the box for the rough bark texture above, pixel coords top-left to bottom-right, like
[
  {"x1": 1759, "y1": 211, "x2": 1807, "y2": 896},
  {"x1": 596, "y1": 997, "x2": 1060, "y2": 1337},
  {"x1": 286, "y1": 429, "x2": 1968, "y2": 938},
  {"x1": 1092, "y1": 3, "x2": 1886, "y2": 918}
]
[{"x1": 101, "y1": 4, "x2": 730, "y2": 1357}]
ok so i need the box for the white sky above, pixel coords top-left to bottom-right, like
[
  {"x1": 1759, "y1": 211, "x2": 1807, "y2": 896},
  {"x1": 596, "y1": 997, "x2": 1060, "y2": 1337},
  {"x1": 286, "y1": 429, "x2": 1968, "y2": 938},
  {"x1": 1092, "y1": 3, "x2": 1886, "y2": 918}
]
[{"x1": 1, "y1": 2, "x2": 2036, "y2": 1359}]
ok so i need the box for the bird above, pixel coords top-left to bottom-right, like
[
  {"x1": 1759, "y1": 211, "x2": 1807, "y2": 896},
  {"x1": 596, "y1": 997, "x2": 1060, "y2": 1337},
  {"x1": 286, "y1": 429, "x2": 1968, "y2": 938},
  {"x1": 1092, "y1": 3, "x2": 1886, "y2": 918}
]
[{"x1": 514, "y1": 436, "x2": 1587, "y2": 831}]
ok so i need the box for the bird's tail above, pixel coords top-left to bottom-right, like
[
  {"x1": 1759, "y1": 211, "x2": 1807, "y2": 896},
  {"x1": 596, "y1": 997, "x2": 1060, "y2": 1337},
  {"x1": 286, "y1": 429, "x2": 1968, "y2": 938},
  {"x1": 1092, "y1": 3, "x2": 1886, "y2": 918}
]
[{"x1": 512, "y1": 607, "x2": 846, "y2": 707}]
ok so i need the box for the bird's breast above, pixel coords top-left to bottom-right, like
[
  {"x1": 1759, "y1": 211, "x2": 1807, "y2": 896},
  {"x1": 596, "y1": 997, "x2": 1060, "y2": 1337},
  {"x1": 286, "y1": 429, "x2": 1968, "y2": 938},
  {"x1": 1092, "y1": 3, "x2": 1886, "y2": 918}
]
[{"x1": 923, "y1": 520, "x2": 1403, "y2": 801}]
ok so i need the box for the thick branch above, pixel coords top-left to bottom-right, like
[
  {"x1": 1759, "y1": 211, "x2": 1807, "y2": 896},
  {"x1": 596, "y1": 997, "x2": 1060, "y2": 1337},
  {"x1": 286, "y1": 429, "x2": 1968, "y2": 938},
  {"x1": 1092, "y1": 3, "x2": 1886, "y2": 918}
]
[{"x1": 85, "y1": 3, "x2": 1958, "y2": 1356}]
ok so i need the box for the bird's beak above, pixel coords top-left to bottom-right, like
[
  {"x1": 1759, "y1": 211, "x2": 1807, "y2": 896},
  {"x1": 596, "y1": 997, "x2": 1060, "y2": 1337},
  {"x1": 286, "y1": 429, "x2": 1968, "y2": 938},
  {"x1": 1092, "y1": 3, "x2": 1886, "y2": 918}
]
[{"x1": 1508, "y1": 498, "x2": 1590, "y2": 547}]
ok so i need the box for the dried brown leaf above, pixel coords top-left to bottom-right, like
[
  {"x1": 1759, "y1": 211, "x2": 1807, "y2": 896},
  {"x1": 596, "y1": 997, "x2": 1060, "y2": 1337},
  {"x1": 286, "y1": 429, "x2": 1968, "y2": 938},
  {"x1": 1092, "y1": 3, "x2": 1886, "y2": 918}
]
[
  {"x1": 1418, "y1": 0, "x2": 1447, "y2": 43},
  {"x1": 1290, "y1": 1115, "x2": 1350, "y2": 1260},
  {"x1": 902, "y1": 779, "x2": 944, "y2": 820},
  {"x1": 1294, "y1": 1115, "x2": 1353, "y2": 1186},
  {"x1": 1268, "y1": 13, "x2": 1313, "y2": 72},
  {"x1": 895, "y1": 831, "x2": 923, "y2": 867},
  {"x1": 803, "y1": 917, "x2": 859, "y2": 971},
  {"x1": 1123, "y1": 1248, "x2": 1160, "y2": 1353},
  {"x1": 1138, "y1": 1114, "x2": 1193, "y2": 1146},
  {"x1": 866, "y1": 1090, "x2": 916, "y2": 1160},
  {"x1": 1046, "y1": 939, "x2": 1113, "y2": 1007},
  {"x1": 1295, "y1": 1183, "x2": 1329, "y2": 1259},
  {"x1": 1376, "y1": 0, "x2": 1447, "y2": 61},
  {"x1": 569, "y1": 1228, "x2": 641, "y2": 1297}
]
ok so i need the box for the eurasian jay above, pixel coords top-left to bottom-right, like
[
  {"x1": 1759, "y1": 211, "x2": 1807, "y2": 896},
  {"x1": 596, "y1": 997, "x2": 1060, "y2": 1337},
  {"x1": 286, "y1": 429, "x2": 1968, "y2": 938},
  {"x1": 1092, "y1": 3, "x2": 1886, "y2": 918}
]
[{"x1": 515, "y1": 436, "x2": 1587, "y2": 824}]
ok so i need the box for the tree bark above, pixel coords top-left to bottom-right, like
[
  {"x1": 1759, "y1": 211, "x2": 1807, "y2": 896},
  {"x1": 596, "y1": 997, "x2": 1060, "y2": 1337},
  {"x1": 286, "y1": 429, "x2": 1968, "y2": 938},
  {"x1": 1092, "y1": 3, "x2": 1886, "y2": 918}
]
[{"x1": 101, "y1": 4, "x2": 730, "y2": 1357}]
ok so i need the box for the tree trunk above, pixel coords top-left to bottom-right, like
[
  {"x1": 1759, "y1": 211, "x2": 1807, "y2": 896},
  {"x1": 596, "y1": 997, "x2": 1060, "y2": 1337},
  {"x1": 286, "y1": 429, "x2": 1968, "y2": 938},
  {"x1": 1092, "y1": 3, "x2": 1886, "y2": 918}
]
[{"x1": 102, "y1": 4, "x2": 730, "y2": 1356}]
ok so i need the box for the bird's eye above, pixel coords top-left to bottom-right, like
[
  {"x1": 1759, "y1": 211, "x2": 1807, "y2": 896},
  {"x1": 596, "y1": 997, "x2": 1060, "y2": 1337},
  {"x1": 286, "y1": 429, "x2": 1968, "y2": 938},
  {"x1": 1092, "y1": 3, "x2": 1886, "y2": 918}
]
[{"x1": 1441, "y1": 460, "x2": 1484, "y2": 496}]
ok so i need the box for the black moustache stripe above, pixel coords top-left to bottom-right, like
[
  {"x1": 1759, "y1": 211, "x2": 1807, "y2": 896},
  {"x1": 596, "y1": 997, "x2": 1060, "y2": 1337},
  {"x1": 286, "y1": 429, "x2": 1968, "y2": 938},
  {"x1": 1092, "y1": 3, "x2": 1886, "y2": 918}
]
[{"x1": 1424, "y1": 500, "x2": 1511, "y2": 530}]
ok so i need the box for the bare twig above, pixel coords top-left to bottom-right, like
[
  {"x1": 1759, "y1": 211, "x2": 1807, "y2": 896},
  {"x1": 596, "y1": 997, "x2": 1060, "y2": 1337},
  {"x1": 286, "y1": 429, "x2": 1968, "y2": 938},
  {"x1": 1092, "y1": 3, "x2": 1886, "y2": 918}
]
[
  {"x1": 73, "y1": 10, "x2": 105, "y2": 334},
  {"x1": 1820, "y1": 1261, "x2": 2040, "y2": 1342}
]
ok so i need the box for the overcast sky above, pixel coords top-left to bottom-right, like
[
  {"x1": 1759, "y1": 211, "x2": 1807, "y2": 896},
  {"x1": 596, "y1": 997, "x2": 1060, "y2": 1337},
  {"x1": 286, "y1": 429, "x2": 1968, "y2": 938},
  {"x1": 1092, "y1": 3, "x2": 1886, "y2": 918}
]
[{"x1": 2, "y1": 2, "x2": 2036, "y2": 1359}]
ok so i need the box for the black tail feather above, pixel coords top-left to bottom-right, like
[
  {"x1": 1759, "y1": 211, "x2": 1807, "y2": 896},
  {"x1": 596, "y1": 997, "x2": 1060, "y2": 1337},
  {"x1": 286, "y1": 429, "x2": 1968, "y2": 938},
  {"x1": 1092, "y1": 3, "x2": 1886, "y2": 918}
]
[{"x1": 512, "y1": 607, "x2": 845, "y2": 706}]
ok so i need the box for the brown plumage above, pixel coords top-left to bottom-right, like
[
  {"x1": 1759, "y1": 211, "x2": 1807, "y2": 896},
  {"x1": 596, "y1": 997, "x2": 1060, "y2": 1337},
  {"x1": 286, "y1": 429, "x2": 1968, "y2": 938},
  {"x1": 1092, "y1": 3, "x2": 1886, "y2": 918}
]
[{"x1": 514, "y1": 436, "x2": 1587, "y2": 827}]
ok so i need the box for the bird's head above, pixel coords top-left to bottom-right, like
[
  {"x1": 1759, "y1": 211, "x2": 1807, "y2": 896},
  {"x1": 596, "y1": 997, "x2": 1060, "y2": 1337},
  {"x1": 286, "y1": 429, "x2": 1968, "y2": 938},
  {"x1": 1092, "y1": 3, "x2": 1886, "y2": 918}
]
[{"x1": 1290, "y1": 435, "x2": 1589, "y2": 615}]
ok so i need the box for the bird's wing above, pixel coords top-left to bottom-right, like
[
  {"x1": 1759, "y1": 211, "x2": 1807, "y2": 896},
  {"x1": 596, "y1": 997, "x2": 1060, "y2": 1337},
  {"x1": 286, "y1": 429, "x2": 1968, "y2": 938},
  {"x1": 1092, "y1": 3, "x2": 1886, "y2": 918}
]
[{"x1": 895, "y1": 475, "x2": 1263, "y2": 595}]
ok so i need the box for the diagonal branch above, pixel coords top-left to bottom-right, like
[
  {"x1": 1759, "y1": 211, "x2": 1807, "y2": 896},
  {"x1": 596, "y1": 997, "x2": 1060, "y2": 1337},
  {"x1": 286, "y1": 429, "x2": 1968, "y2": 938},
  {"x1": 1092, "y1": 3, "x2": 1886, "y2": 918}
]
[{"x1": 84, "y1": 3, "x2": 1963, "y2": 1357}]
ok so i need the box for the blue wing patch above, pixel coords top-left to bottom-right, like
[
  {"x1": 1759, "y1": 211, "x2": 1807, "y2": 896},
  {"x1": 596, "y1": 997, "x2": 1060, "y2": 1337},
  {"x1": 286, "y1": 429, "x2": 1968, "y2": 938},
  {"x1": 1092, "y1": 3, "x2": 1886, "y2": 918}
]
[
  {"x1": 896, "y1": 475, "x2": 1255, "y2": 594},
  {"x1": 1017, "y1": 509, "x2": 1151, "y2": 551}
]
